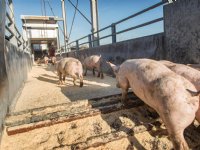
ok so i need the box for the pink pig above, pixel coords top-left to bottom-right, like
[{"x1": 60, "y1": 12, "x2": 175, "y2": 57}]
[
  {"x1": 160, "y1": 60, "x2": 200, "y2": 123},
  {"x1": 83, "y1": 55, "x2": 104, "y2": 79},
  {"x1": 56, "y1": 57, "x2": 83, "y2": 87},
  {"x1": 108, "y1": 59, "x2": 200, "y2": 150}
]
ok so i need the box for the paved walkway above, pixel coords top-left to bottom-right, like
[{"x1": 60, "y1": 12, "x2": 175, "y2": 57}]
[{"x1": 12, "y1": 64, "x2": 121, "y2": 112}]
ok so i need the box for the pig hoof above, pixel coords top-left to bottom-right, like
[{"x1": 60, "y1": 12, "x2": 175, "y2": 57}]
[{"x1": 80, "y1": 82, "x2": 83, "y2": 87}]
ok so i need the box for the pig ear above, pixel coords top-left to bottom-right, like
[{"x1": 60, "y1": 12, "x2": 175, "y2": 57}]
[
  {"x1": 186, "y1": 89, "x2": 200, "y2": 96},
  {"x1": 107, "y1": 61, "x2": 119, "y2": 74}
]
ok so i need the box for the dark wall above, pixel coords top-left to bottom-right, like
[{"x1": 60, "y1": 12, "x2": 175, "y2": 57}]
[
  {"x1": 164, "y1": 0, "x2": 200, "y2": 63},
  {"x1": 61, "y1": 33, "x2": 165, "y2": 74},
  {"x1": 0, "y1": 1, "x2": 32, "y2": 139},
  {"x1": 0, "y1": 0, "x2": 8, "y2": 139},
  {"x1": 0, "y1": 41, "x2": 32, "y2": 139}
]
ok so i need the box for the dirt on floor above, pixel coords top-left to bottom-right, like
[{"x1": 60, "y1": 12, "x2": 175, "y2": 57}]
[{"x1": 1, "y1": 64, "x2": 200, "y2": 150}]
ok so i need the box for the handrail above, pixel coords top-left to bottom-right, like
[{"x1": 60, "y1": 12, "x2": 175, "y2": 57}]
[
  {"x1": 67, "y1": 0, "x2": 168, "y2": 51},
  {"x1": 116, "y1": 17, "x2": 163, "y2": 35},
  {"x1": 5, "y1": 0, "x2": 29, "y2": 52},
  {"x1": 115, "y1": 1, "x2": 166, "y2": 25}
]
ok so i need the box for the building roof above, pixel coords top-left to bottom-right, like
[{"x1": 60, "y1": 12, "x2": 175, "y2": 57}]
[{"x1": 21, "y1": 15, "x2": 63, "y2": 23}]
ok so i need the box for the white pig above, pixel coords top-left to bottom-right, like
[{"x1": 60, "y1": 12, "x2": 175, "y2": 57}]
[
  {"x1": 83, "y1": 55, "x2": 104, "y2": 79},
  {"x1": 108, "y1": 59, "x2": 200, "y2": 150},
  {"x1": 160, "y1": 60, "x2": 200, "y2": 123},
  {"x1": 56, "y1": 57, "x2": 83, "y2": 87}
]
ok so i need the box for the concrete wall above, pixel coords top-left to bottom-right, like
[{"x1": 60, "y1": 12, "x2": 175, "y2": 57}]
[
  {"x1": 0, "y1": 0, "x2": 32, "y2": 140},
  {"x1": 0, "y1": 0, "x2": 8, "y2": 139},
  {"x1": 0, "y1": 41, "x2": 32, "y2": 139},
  {"x1": 62, "y1": 33, "x2": 165, "y2": 74},
  {"x1": 164, "y1": 0, "x2": 200, "y2": 63}
]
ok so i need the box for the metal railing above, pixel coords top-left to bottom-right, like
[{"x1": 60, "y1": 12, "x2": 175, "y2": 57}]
[
  {"x1": 5, "y1": 0, "x2": 30, "y2": 52},
  {"x1": 67, "y1": 0, "x2": 169, "y2": 51}
]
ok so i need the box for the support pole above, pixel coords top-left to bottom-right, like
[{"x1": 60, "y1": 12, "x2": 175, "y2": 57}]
[
  {"x1": 76, "y1": 40, "x2": 79, "y2": 51},
  {"x1": 111, "y1": 24, "x2": 116, "y2": 43},
  {"x1": 56, "y1": 27, "x2": 60, "y2": 53},
  {"x1": 90, "y1": 0, "x2": 99, "y2": 47},
  {"x1": 61, "y1": 0, "x2": 68, "y2": 53}
]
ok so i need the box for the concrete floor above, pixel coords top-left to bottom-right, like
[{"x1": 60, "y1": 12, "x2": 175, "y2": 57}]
[{"x1": 12, "y1": 64, "x2": 121, "y2": 112}]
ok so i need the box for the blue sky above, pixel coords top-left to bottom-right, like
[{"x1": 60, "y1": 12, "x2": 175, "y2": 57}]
[{"x1": 12, "y1": 0, "x2": 164, "y2": 46}]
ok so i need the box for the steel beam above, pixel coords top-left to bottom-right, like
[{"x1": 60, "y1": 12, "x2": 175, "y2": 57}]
[
  {"x1": 90, "y1": 0, "x2": 99, "y2": 47},
  {"x1": 61, "y1": 0, "x2": 68, "y2": 53}
]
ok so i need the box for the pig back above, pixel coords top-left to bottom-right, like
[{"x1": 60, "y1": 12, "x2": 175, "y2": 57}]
[
  {"x1": 64, "y1": 58, "x2": 83, "y2": 76},
  {"x1": 56, "y1": 57, "x2": 78, "y2": 74},
  {"x1": 161, "y1": 62, "x2": 200, "y2": 90},
  {"x1": 83, "y1": 55, "x2": 101, "y2": 69},
  {"x1": 119, "y1": 59, "x2": 198, "y2": 110}
]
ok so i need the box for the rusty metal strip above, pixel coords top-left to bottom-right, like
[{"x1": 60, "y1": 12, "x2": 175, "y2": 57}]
[
  {"x1": 6, "y1": 100, "x2": 144, "y2": 136},
  {"x1": 6, "y1": 109, "x2": 101, "y2": 136}
]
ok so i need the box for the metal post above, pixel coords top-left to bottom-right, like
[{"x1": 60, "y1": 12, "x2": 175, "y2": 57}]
[
  {"x1": 76, "y1": 40, "x2": 79, "y2": 51},
  {"x1": 90, "y1": 0, "x2": 99, "y2": 47},
  {"x1": 111, "y1": 24, "x2": 116, "y2": 43},
  {"x1": 61, "y1": 0, "x2": 68, "y2": 53},
  {"x1": 56, "y1": 27, "x2": 60, "y2": 53},
  {"x1": 24, "y1": 19, "x2": 31, "y2": 53},
  {"x1": 88, "y1": 34, "x2": 92, "y2": 48}
]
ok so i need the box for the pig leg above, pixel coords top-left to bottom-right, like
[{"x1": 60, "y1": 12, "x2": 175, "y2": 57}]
[
  {"x1": 119, "y1": 77, "x2": 129, "y2": 105},
  {"x1": 159, "y1": 111, "x2": 192, "y2": 150},
  {"x1": 93, "y1": 68, "x2": 96, "y2": 76},
  {"x1": 97, "y1": 72, "x2": 100, "y2": 77},
  {"x1": 58, "y1": 72, "x2": 63, "y2": 85},
  {"x1": 79, "y1": 74, "x2": 83, "y2": 87},
  {"x1": 84, "y1": 68, "x2": 87, "y2": 76},
  {"x1": 62, "y1": 75, "x2": 66, "y2": 84},
  {"x1": 71, "y1": 74, "x2": 77, "y2": 86},
  {"x1": 100, "y1": 72, "x2": 104, "y2": 79},
  {"x1": 121, "y1": 88, "x2": 128, "y2": 105},
  {"x1": 169, "y1": 130, "x2": 188, "y2": 150},
  {"x1": 195, "y1": 107, "x2": 200, "y2": 123}
]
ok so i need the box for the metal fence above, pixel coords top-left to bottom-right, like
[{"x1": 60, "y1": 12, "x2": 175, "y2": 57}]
[
  {"x1": 5, "y1": 0, "x2": 30, "y2": 52},
  {"x1": 67, "y1": 0, "x2": 169, "y2": 51}
]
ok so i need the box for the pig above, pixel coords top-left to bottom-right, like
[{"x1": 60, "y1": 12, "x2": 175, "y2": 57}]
[
  {"x1": 108, "y1": 59, "x2": 200, "y2": 150},
  {"x1": 83, "y1": 55, "x2": 104, "y2": 79},
  {"x1": 56, "y1": 57, "x2": 83, "y2": 87},
  {"x1": 44, "y1": 56, "x2": 49, "y2": 64},
  {"x1": 160, "y1": 60, "x2": 200, "y2": 123},
  {"x1": 51, "y1": 56, "x2": 56, "y2": 65},
  {"x1": 187, "y1": 64, "x2": 200, "y2": 71},
  {"x1": 160, "y1": 60, "x2": 200, "y2": 91}
]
